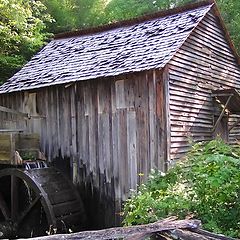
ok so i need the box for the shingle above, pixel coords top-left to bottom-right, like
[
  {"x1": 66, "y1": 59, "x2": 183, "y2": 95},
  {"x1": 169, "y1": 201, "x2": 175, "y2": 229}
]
[{"x1": 0, "y1": 4, "x2": 212, "y2": 93}]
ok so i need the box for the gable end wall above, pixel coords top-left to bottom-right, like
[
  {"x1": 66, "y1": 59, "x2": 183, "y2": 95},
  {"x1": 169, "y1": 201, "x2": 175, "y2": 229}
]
[{"x1": 168, "y1": 10, "x2": 240, "y2": 162}]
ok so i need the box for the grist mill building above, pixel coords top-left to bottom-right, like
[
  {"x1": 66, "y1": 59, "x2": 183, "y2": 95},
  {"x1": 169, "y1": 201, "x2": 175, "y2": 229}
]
[{"x1": 0, "y1": 0, "x2": 240, "y2": 228}]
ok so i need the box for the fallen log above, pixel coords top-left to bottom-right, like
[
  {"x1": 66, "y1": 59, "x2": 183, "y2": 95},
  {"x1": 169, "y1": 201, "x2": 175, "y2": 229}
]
[
  {"x1": 19, "y1": 217, "x2": 200, "y2": 240},
  {"x1": 191, "y1": 228, "x2": 239, "y2": 240},
  {"x1": 17, "y1": 217, "x2": 240, "y2": 240},
  {"x1": 163, "y1": 228, "x2": 239, "y2": 240}
]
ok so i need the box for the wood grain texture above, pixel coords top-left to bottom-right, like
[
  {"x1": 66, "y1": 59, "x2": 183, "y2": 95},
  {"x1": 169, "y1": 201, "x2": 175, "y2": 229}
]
[
  {"x1": 167, "y1": 9, "x2": 240, "y2": 162},
  {"x1": 18, "y1": 218, "x2": 201, "y2": 240},
  {"x1": 0, "y1": 70, "x2": 164, "y2": 227}
]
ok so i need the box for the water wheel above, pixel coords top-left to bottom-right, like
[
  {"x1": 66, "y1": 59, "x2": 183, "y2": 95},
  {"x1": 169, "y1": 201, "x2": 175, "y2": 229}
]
[{"x1": 0, "y1": 167, "x2": 85, "y2": 239}]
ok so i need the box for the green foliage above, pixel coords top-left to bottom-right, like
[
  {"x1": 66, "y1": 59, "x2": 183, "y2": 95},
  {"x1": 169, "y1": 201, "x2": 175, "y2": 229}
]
[
  {"x1": 123, "y1": 139, "x2": 240, "y2": 237},
  {"x1": 44, "y1": 0, "x2": 193, "y2": 31},
  {"x1": 0, "y1": 0, "x2": 53, "y2": 83},
  {"x1": 0, "y1": 0, "x2": 52, "y2": 55},
  {"x1": 0, "y1": 54, "x2": 25, "y2": 84},
  {"x1": 216, "y1": 0, "x2": 240, "y2": 53}
]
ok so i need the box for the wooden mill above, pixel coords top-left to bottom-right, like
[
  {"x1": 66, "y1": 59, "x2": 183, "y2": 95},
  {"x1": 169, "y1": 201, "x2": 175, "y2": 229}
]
[{"x1": 0, "y1": 0, "x2": 240, "y2": 233}]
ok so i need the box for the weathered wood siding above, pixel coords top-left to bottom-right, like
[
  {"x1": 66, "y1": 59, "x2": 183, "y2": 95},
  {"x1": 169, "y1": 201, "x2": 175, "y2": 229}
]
[
  {"x1": 168, "y1": 10, "x2": 240, "y2": 162},
  {"x1": 0, "y1": 69, "x2": 167, "y2": 228},
  {"x1": 229, "y1": 115, "x2": 240, "y2": 143}
]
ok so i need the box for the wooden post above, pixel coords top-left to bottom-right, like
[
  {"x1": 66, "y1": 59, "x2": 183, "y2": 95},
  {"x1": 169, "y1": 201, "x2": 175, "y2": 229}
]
[
  {"x1": 212, "y1": 94, "x2": 232, "y2": 133},
  {"x1": 156, "y1": 66, "x2": 171, "y2": 172}
]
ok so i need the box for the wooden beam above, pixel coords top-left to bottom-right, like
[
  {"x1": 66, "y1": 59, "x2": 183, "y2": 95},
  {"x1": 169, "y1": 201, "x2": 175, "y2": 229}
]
[
  {"x1": 0, "y1": 106, "x2": 29, "y2": 118},
  {"x1": 212, "y1": 95, "x2": 232, "y2": 133},
  {"x1": 17, "y1": 195, "x2": 41, "y2": 225},
  {"x1": 0, "y1": 106, "x2": 45, "y2": 119},
  {"x1": 211, "y1": 93, "x2": 234, "y2": 97},
  {"x1": 0, "y1": 129, "x2": 25, "y2": 133},
  {"x1": 20, "y1": 218, "x2": 201, "y2": 240}
]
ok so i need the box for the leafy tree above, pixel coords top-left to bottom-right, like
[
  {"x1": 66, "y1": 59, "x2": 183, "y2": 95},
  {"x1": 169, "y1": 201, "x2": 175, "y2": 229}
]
[
  {"x1": 217, "y1": 0, "x2": 240, "y2": 52},
  {"x1": 103, "y1": 0, "x2": 191, "y2": 24},
  {"x1": 42, "y1": 0, "x2": 78, "y2": 33},
  {"x1": 44, "y1": 0, "x2": 193, "y2": 31},
  {"x1": 0, "y1": 0, "x2": 52, "y2": 83}
]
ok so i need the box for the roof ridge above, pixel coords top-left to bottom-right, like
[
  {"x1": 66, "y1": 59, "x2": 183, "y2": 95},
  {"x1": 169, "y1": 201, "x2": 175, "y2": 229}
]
[{"x1": 54, "y1": 0, "x2": 215, "y2": 40}]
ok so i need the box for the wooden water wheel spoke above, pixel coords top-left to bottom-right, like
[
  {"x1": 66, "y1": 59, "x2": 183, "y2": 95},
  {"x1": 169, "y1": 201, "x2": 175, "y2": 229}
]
[
  {"x1": 11, "y1": 175, "x2": 19, "y2": 221},
  {"x1": 17, "y1": 194, "x2": 41, "y2": 225},
  {"x1": 0, "y1": 191, "x2": 10, "y2": 220},
  {"x1": 0, "y1": 167, "x2": 85, "y2": 238}
]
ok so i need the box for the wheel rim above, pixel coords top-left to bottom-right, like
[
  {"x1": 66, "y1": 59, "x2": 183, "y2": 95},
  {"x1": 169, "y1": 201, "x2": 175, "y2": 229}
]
[
  {"x1": 0, "y1": 167, "x2": 85, "y2": 238},
  {"x1": 0, "y1": 168, "x2": 55, "y2": 238}
]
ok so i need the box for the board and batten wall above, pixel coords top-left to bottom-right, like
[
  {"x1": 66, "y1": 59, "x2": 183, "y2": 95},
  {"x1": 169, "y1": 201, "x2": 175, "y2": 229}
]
[
  {"x1": 167, "y1": 10, "x2": 240, "y2": 162},
  {"x1": 0, "y1": 69, "x2": 168, "y2": 228}
]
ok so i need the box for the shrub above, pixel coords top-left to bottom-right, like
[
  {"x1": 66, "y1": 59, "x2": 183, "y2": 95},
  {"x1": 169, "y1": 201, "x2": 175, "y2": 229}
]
[{"x1": 123, "y1": 138, "x2": 240, "y2": 237}]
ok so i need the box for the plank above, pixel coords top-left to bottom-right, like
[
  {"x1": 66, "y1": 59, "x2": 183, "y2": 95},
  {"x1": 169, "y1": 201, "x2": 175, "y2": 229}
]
[
  {"x1": 156, "y1": 69, "x2": 166, "y2": 171},
  {"x1": 48, "y1": 190, "x2": 77, "y2": 205},
  {"x1": 118, "y1": 109, "x2": 128, "y2": 200},
  {"x1": 0, "y1": 105, "x2": 28, "y2": 118},
  {"x1": 136, "y1": 73, "x2": 149, "y2": 183},
  {"x1": 70, "y1": 84, "x2": 78, "y2": 184},
  {"x1": 148, "y1": 71, "x2": 157, "y2": 169},
  {"x1": 111, "y1": 79, "x2": 121, "y2": 218},
  {"x1": 127, "y1": 110, "x2": 137, "y2": 190}
]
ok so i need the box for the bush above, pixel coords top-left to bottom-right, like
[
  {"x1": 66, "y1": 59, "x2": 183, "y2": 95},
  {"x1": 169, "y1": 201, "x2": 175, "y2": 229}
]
[{"x1": 123, "y1": 138, "x2": 240, "y2": 237}]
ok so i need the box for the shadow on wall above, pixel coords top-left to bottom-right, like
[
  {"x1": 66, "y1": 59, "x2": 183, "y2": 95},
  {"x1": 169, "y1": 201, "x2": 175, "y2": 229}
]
[
  {"x1": 52, "y1": 154, "x2": 118, "y2": 230},
  {"x1": 77, "y1": 177, "x2": 117, "y2": 230},
  {"x1": 170, "y1": 90, "x2": 215, "y2": 162}
]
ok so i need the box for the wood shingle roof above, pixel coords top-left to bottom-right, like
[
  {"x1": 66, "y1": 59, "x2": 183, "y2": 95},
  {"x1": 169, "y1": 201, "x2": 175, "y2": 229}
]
[{"x1": 0, "y1": 3, "x2": 213, "y2": 93}]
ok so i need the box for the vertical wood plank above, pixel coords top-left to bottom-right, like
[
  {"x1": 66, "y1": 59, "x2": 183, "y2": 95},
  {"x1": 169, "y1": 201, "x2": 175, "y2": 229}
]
[
  {"x1": 127, "y1": 110, "x2": 137, "y2": 190},
  {"x1": 148, "y1": 71, "x2": 157, "y2": 169},
  {"x1": 70, "y1": 84, "x2": 78, "y2": 184},
  {"x1": 118, "y1": 109, "x2": 128, "y2": 201}
]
